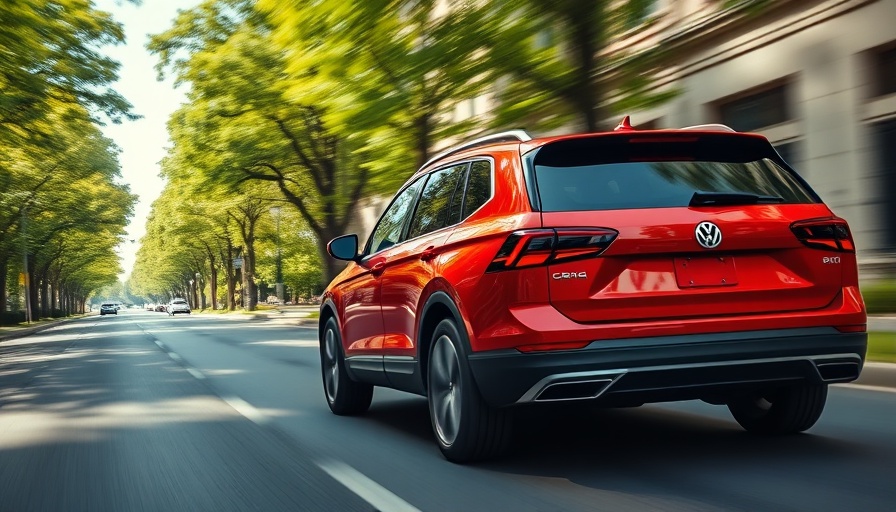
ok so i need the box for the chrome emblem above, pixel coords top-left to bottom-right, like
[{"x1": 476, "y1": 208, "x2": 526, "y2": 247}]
[
  {"x1": 552, "y1": 272, "x2": 587, "y2": 280},
  {"x1": 695, "y1": 222, "x2": 722, "y2": 249}
]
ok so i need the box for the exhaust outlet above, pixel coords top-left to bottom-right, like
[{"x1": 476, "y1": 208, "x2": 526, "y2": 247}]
[
  {"x1": 534, "y1": 379, "x2": 614, "y2": 402},
  {"x1": 816, "y1": 361, "x2": 860, "y2": 382}
]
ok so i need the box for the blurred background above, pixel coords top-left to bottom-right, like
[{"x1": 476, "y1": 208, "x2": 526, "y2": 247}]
[{"x1": 2, "y1": 0, "x2": 895, "y2": 317}]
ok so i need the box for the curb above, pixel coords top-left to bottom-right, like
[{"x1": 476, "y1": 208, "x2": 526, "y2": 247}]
[{"x1": 0, "y1": 314, "x2": 95, "y2": 343}]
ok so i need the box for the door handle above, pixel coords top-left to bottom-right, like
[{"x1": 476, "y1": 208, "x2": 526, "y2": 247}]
[
  {"x1": 370, "y1": 261, "x2": 386, "y2": 274},
  {"x1": 420, "y1": 246, "x2": 437, "y2": 262}
]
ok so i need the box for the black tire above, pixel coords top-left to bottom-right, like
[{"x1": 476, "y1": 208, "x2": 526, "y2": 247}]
[
  {"x1": 727, "y1": 383, "x2": 828, "y2": 434},
  {"x1": 427, "y1": 318, "x2": 512, "y2": 463},
  {"x1": 320, "y1": 317, "x2": 373, "y2": 415}
]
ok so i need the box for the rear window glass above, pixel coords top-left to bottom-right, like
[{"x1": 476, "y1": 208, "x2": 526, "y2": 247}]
[
  {"x1": 535, "y1": 160, "x2": 816, "y2": 211},
  {"x1": 531, "y1": 135, "x2": 817, "y2": 212}
]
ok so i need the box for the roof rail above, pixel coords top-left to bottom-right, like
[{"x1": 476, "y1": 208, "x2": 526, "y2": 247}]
[
  {"x1": 421, "y1": 130, "x2": 532, "y2": 169},
  {"x1": 679, "y1": 123, "x2": 736, "y2": 133}
]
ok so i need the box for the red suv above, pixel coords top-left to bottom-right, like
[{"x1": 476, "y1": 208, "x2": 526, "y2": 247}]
[{"x1": 320, "y1": 119, "x2": 867, "y2": 462}]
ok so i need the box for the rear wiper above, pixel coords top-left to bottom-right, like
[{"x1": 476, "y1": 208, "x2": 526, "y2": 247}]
[{"x1": 689, "y1": 191, "x2": 785, "y2": 206}]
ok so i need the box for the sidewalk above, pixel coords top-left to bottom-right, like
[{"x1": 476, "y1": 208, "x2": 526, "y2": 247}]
[
  {"x1": 0, "y1": 313, "x2": 96, "y2": 342},
  {"x1": 868, "y1": 315, "x2": 896, "y2": 332}
]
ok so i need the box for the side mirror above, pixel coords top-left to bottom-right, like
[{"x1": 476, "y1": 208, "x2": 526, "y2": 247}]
[{"x1": 327, "y1": 234, "x2": 359, "y2": 261}]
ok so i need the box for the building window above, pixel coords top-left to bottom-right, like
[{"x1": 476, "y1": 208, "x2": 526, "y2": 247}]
[
  {"x1": 870, "y1": 42, "x2": 896, "y2": 98},
  {"x1": 873, "y1": 119, "x2": 896, "y2": 250},
  {"x1": 623, "y1": 0, "x2": 661, "y2": 30},
  {"x1": 717, "y1": 82, "x2": 791, "y2": 132}
]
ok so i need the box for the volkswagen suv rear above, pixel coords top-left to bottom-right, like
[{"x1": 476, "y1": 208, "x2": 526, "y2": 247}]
[{"x1": 320, "y1": 120, "x2": 867, "y2": 462}]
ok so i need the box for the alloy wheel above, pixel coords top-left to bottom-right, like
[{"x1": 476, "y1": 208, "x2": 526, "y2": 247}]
[
  {"x1": 430, "y1": 334, "x2": 462, "y2": 446},
  {"x1": 323, "y1": 327, "x2": 339, "y2": 403}
]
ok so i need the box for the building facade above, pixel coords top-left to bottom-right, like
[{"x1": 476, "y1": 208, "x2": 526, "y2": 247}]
[
  {"x1": 623, "y1": 0, "x2": 896, "y2": 273},
  {"x1": 361, "y1": 0, "x2": 896, "y2": 277}
]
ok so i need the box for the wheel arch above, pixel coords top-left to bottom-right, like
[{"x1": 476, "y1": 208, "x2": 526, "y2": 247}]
[
  {"x1": 417, "y1": 290, "x2": 468, "y2": 394},
  {"x1": 319, "y1": 298, "x2": 339, "y2": 343}
]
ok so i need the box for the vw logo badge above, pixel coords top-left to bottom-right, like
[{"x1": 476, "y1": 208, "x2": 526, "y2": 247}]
[{"x1": 695, "y1": 221, "x2": 722, "y2": 249}]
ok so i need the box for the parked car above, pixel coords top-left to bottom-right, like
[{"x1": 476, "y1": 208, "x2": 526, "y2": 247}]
[
  {"x1": 319, "y1": 120, "x2": 867, "y2": 462},
  {"x1": 167, "y1": 298, "x2": 191, "y2": 315},
  {"x1": 99, "y1": 303, "x2": 117, "y2": 316},
  {"x1": 155, "y1": 305, "x2": 167, "y2": 313}
]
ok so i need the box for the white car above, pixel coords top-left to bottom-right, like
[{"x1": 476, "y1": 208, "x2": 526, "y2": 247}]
[{"x1": 167, "y1": 298, "x2": 191, "y2": 315}]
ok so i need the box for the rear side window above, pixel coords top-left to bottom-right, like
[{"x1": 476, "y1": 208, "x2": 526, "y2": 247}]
[
  {"x1": 407, "y1": 163, "x2": 468, "y2": 239},
  {"x1": 462, "y1": 160, "x2": 491, "y2": 217},
  {"x1": 531, "y1": 135, "x2": 817, "y2": 212}
]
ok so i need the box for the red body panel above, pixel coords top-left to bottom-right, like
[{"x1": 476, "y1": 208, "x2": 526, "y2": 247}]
[{"x1": 323, "y1": 130, "x2": 866, "y2": 358}]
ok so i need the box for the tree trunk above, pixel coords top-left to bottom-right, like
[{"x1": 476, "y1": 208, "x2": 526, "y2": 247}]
[
  {"x1": 0, "y1": 254, "x2": 8, "y2": 319},
  {"x1": 414, "y1": 113, "x2": 431, "y2": 170},
  {"x1": 39, "y1": 263, "x2": 50, "y2": 318},
  {"x1": 28, "y1": 258, "x2": 38, "y2": 320}
]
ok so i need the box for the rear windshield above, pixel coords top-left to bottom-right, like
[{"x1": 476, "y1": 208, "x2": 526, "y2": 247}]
[{"x1": 530, "y1": 134, "x2": 818, "y2": 212}]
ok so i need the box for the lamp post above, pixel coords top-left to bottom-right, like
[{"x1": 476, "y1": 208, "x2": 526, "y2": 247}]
[
  {"x1": 270, "y1": 206, "x2": 283, "y2": 303},
  {"x1": 189, "y1": 279, "x2": 195, "y2": 309}
]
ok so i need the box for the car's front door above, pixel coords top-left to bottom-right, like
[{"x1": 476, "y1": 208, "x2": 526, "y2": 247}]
[
  {"x1": 342, "y1": 177, "x2": 426, "y2": 380},
  {"x1": 379, "y1": 163, "x2": 470, "y2": 355}
]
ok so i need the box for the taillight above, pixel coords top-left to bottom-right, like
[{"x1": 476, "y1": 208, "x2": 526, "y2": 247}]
[
  {"x1": 790, "y1": 217, "x2": 855, "y2": 252},
  {"x1": 486, "y1": 228, "x2": 618, "y2": 272}
]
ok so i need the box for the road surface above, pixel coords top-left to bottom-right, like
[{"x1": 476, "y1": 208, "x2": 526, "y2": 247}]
[{"x1": 2, "y1": 311, "x2": 894, "y2": 511}]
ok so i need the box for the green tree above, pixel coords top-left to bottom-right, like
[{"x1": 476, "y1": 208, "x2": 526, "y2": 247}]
[
  {"x1": 0, "y1": 0, "x2": 135, "y2": 137},
  {"x1": 149, "y1": 0, "x2": 383, "y2": 284},
  {"x1": 259, "y1": 0, "x2": 497, "y2": 169},
  {"x1": 485, "y1": 0, "x2": 771, "y2": 132}
]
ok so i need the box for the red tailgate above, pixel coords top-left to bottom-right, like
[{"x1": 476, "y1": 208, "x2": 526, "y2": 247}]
[{"x1": 543, "y1": 204, "x2": 844, "y2": 323}]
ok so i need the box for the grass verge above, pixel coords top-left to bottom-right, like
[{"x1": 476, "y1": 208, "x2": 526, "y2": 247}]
[
  {"x1": 868, "y1": 332, "x2": 896, "y2": 363},
  {"x1": 862, "y1": 280, "x2": 896, "y2": 314}
]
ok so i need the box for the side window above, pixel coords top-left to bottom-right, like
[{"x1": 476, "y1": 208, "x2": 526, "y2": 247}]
[
  {"x1": 407, "y1": 164, "x2": 468, "y2": 239},
  {"x1": 462, "y1": 160, "x2": 492, "y2": 218},
  {"x1": 367, "y1": 178, "x2": 424, "y2": 255}
]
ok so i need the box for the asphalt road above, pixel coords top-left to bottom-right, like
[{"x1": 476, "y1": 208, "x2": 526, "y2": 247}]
[{"x1": 2, "y1": 311, "x2": 895, "y2": 511}]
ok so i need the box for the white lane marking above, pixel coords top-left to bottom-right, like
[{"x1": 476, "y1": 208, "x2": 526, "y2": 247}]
[
  {"x1": 223, "y1": 396, "x2": 267, "y2": 425},
  {"x1": 318, "y1": 459, "x2": 420, "y2": 512},
  {"x1": 168, "y1": 352, "x2": 182, "y2": 362},
  {"x1": 834, "y1": 383, "x2": 896, "y2": 394},
  {"x1": 154, "y1": 340, "x2": 165, "y2": 349},
  {"x1": 187, "y1": 368, "x2": 205, "y2": 380}
]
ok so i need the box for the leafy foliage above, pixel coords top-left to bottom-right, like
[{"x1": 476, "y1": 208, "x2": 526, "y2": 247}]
[{"x1": 0, "y1": 0, "x2": 135, "y2": 323}]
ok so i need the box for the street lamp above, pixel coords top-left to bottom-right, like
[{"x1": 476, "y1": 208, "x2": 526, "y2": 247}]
[{"x1": 270, "y1": 206, "x2": 283, "y2": 303}]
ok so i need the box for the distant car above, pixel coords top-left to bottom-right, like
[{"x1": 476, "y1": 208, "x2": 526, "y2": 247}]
[
  {"x1": 167, "y1": 298, "x2": 191, "y2": 315},
  {"x1": 155, "y1": 305, "x2": 167, "y2": 312},
  {"x1": 100, "y1": 303, "x2": 117, "y2": 316}
]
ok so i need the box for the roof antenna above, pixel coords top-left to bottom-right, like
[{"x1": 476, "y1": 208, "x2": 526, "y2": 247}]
[{"x1": 614, "y1": 116, "x2": 635, "y2": 131}]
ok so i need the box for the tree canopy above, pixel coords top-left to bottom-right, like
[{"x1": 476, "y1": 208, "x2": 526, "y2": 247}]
[
  {"x1": 133, "y1": 0, "x2": 769, "y2": 304},
  {"x1": 1, "y1": 0, "x2": 136, "y2": 323}
]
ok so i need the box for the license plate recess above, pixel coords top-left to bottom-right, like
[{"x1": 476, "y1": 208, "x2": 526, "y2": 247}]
[{"x1": 674, "y1": 256, "x2": 738, "y2": 288}]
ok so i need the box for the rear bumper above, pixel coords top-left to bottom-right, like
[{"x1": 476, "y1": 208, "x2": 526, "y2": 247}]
[{"x1": 466, "y1": 328, "x2": 867, "y2": 407}]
